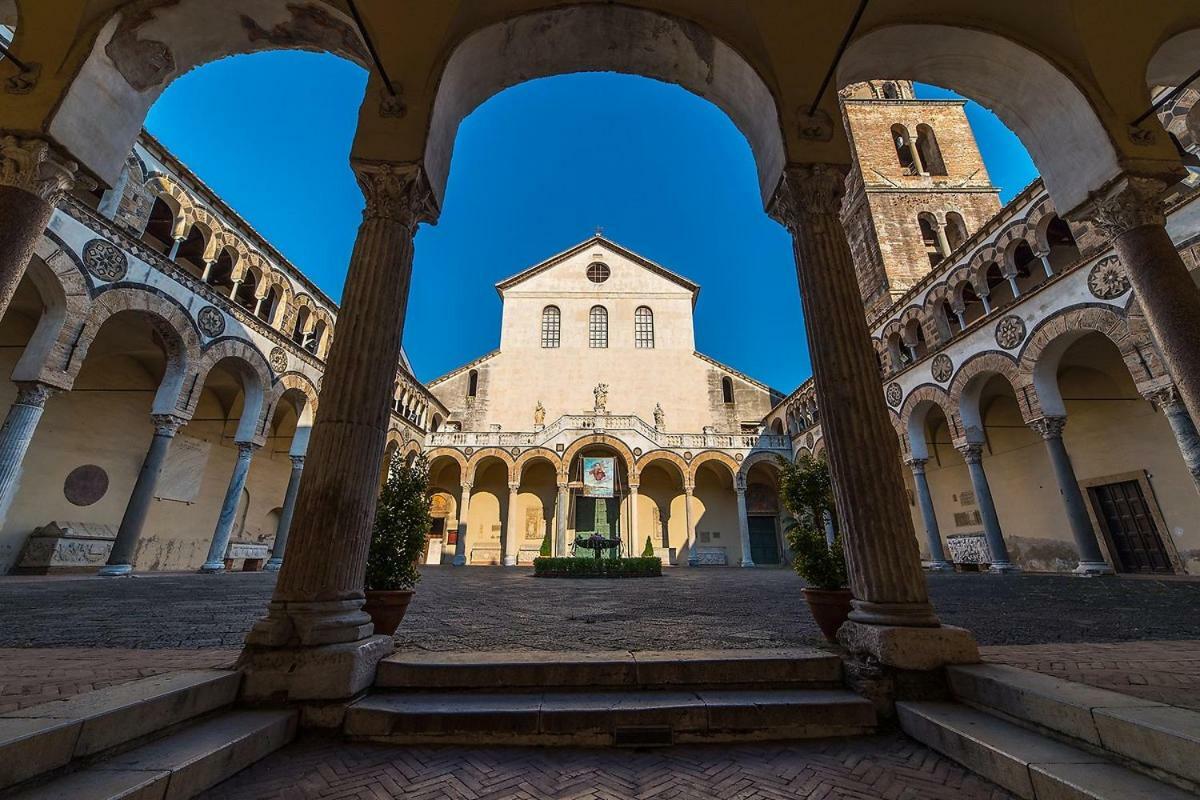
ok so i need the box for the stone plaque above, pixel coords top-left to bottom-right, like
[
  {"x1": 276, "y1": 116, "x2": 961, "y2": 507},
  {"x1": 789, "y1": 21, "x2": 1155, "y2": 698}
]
[
  {"x1": 63, "y1": 464, "x2": 109, "y2": 506},
  {"x1": 155, "y1": 434, "x2": 211, "y2": 503}
]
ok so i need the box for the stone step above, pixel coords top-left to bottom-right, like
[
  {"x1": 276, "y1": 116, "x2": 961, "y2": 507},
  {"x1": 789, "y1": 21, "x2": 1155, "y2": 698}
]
[
  {"x1": 7, "y1": 709, "x2": 297, "y2": 800},
  {"x1": 374, "y1": 648, "x2": 843, "y2": 691},
  {"x1": 949, "y1": 663, "x2": 1200, "y2": 786},
  {"x1": 0, "y1": 670, "x2": 241, "y2": 790},
  {"x1": 898, "y1": 701, "x2": 1195, "y2": 800},
  {"x1": 345, "y1": 688, "x2": 875, "y2": 745}
]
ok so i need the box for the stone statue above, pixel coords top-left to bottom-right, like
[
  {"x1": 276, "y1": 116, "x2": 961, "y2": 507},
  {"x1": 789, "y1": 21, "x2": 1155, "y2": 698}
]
[
  {"x1": 653, "y1": 403, "x2": 665, "y2": 429},
  {"x1": 534, "y1": 401, "x2": 545, "y2": 427},
  {"x1": 593, "y1": 383, "x2": 608, "y2": 413}
]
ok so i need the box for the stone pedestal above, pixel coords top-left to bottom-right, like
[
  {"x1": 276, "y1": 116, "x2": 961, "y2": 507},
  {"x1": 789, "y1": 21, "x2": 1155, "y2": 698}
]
[{"x1": 13, "y1": 521, "x2": 116, "y2": 574}]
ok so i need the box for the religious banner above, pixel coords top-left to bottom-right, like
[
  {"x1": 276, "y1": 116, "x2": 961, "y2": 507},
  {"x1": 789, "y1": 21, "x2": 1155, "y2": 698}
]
[{"x1": 582, "y1": 457, "x2": 615, "y2": 498}]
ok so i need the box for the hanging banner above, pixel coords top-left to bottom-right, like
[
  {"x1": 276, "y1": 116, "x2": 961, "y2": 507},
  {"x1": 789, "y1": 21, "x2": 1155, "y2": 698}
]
[{"x1": 582, "y1": 457, "x2": 615, "y2": 498}]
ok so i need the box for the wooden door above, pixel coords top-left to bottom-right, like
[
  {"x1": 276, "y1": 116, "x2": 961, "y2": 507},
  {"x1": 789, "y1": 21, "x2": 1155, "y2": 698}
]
[
  {"x1": 1088, "y1": 480, "x2": 1172, "y2": 574},
  {"x1": 748, "y1": 516, "x2": 781, "y2": 565}
]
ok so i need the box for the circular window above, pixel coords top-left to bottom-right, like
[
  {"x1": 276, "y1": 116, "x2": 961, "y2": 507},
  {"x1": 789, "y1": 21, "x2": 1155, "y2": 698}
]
[{"x1": 586, "y1": 262, "x2": 610, "y2": 283}]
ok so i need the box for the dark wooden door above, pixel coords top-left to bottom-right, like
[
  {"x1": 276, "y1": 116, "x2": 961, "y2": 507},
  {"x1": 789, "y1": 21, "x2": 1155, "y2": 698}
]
[
  {"x1": 748, "y1": 516, "x2": 780, "y2": 565},
  {"x1": 1088, "y1": 480, "x2": 1172, "y2": 574}
]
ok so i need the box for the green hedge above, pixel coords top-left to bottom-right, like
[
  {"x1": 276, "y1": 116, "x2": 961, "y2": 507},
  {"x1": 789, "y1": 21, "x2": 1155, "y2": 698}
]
[{"x1": 533, "y1": 557, "x2": 663, "y2": 578}]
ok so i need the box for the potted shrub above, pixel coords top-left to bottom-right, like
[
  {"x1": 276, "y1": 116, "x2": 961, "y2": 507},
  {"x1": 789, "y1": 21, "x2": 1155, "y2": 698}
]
[
  {"x1": 779, "y1": 454, "x2": 852, "y2": 642},
  {"x1": 363, "y1": 454, "x2": 432, "y2": 636}
]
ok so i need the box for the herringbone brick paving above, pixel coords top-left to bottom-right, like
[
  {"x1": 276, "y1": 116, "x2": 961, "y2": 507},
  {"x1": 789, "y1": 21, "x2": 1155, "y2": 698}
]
[{"x1": 200, "y1": 734, "x2": 1016, "y2": 799}]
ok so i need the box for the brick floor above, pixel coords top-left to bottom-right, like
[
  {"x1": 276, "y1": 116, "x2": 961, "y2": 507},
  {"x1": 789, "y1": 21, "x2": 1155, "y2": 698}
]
[{"x1": 199, "y1": 734, "x2": 1016, "y2": 799}]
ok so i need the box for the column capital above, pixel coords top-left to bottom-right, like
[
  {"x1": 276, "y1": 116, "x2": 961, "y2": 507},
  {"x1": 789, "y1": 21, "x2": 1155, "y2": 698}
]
[
  {"x1": 13, "y1": 380, "x2": 57, "y2": 408},
  {"x1": 289, "y1": 454, "x2": 306, "y2": 469},
  {"x1": 734, "y1": 473, "x2": 747, "y2": 491},
  {"x1": 1076, "y1": 174, "x2": 1168, "y2": 238},
  {"x1": 150, "y1": 414, "x2": 187, "y2": 437},
  {"x1": 627, "y1": 482, "x2": 639, "y2": 491},
  {"x1": 1145, "y1": 383, "x2": 1183, "y2": 411},
  {"x1": 767, "y1": 163, "x2": 850, "y2": 230},
  {"x1": 0, "y1": 134, "x2": 78, "y2": 204},
  {"x1": 235, "y1": 441, "x2": 259, "y2": 458},
  {"x1": 352, "y1": 161, "x2": 439, "y2": 231},
  {"x1": 905, "y1": 456, "x2": 928, "y2": 474},
  {"x1": 508, "y1": 481, "x2": 520, "y2": 493},
  {"x1": 556, "y1": 481, "x2": 568, "y2": 491},
  {"x1": 461, "y1": 480, "x2": 473, "y2": 492},
  {"x1": 955, "y1": 442, "x2": 984, "y2": 464},
  {"x1": 1027, "y1": 416, "x2": 1067, "y2": 440},
  {"x1": 683, "y1": 482, "x2": 695, "y2": 495}
]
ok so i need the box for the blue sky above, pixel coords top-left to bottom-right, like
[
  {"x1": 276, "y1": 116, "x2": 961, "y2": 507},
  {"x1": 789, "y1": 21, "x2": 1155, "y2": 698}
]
[{"x1": 146, "y1": 51, "x2": 1037, "y2": 391}]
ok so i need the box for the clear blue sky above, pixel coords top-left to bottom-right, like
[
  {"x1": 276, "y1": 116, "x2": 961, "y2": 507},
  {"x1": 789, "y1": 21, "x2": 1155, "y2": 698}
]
[{"x1": 145, "y1": 51, "x2": 1037, "y2": 392}]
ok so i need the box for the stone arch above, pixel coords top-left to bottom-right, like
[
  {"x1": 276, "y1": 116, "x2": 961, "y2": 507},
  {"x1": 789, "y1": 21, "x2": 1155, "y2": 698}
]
[
  {"x1": 1146, "y1": 28, "x2": 1200, "y2": 90},
  {"x1": 635, "y1": 450, "x2": 689, "y2": 486},
  {"x1": 11, "y1": 236, "x2": 93, "y2": 384},
  {"x1": 513, "y1": 447, "x2": 561, "y2": 482},
  {"x1": 1018, "y1": 304, "x2": 1166, "y2": 416},
  {"x1": 183, "y1": 338, "x2": 272, "y2": 443},
  {"x1": 899, "y1": 384, "x2": 956, "y2": 459},
  {"x1": 560, "y1": 434, "x2": 638, "y2": 482},
  {"x1": 687, "y1": 450, "x2": 739, "y2": 485},
  {"x1": 738, "y1": 450, "x2": 785, "y2": 481},
  {"x1": 465, "y1": 447, "x2": 516, "y2": 484},
  {"x1": 948, "y1": 350, "x2": 1030, "y2": 440},
  {"x1": 268, "y1": 371, "x2": 319, "y2": 453},
  {"x1": 425, "y1": 4, "x2": 785, "y2": 208},
  {"x1": 143, "y1": 175, "x2": 192, "y2": 238},
  {"x1": 839, "y1": 24, "x2": 1131, "y2": 213},
  {"x1": 425, "y1": 447, "x2": 469, "y2": 478}
]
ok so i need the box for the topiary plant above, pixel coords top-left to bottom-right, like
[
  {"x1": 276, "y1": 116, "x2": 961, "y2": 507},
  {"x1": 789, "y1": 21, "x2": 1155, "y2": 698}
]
[
  {"x1": 539, "y1": 529, "x2": 552, "y2": 557},
  {"x1": 365, "y1": 455, "x2": 432, "y2": 591},
  {"x1": 641, "y1": 536, "x2": 655, "y2": 557}
]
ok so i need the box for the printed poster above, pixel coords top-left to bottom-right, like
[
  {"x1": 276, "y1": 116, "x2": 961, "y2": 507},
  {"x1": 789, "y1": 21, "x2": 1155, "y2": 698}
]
[{"x1": 582, "y1": 457, "x2": 615, "y2": 498}]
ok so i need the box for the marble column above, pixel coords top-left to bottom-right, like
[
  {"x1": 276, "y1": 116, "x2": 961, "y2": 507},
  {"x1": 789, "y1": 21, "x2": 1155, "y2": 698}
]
[
  {"x1": 934, "y1": 222, "x2": 952, "y2": 259},
  {"x1": 555, "y1": 481, "x2": 569, "y2": 556},
  {"x1": 956, "y1": 442, "x2": 1018, "y2": 573},
  {"x1": 906, "y1": 458, "x2": 952, "y2": 571},
  {"x1": 167, "y1": 236, "x2": 184, "y2": 261},
  {"x1": 0, "y1": 135, "x2": 76, "y2": 321},
  {"x1": 1028, "y1": 417, "x2": 1112, "y2": 575},
  {"x1": 769, "y1": 164, "x2": 946, "y2": 629},
  {"x1": 1083, "y1": 175, "x2": 1200, "y2": 426},
  {"x1": 453, "y1": 481, "x2": 472, "y2": 566},
  {"x1": 1036, "y1": 248, "x2": 1055, "y2": 279},
  {"x1": 99, "y1": 414, "x2": 186, "y2": 576},
  {"x1": 201, "y1": 442, "x2": 258, "y2": 573},
  {"x1": 264, "y1": 455, "x2": 304, "y2": 572},
  {"x1": 503, "y1": 482, "x2": 520, "y2": 566},
  {"x1": 735, "y1": 477, "x2": 755, "y2": 567},
  {"x1": 1148, "y1": 386, "x2": 1200, "y2": 490},
  {"x1": 684, "y1": 484, "x2": 698, "y2": 566},
  {"x1": 239, "y1": 163, "x2": 437, "y2": 701},
  {"x1": 1006, "y1": 275, "x2": 1021, "y2": 298},
  {"x1": 0, "y1": 381, "x2": 56, "y2": 525},
  {"x1": 980, "y1": 292, "x2": 993, "y2": 314},
  {"x1": 628, "y1": 483, "x2": 640, "y2": 556}
]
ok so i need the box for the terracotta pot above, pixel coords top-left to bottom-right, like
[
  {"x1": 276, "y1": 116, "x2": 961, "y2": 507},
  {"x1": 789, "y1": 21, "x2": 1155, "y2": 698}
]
[
  {"x1": 802, "y1": 587, "x2": 854, "y2": 643},
  {"x1": 363, "y1": 589, "x2": 414, "y2": 636}
]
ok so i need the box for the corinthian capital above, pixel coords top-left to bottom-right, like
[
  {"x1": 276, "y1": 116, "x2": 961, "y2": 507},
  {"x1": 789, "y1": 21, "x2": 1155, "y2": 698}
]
[
  {"x1": 768, "y1": 163, "x2": 849, "y2": 231},
  {"x1": 955, "y1": 442, "x2": 984, "y2": 464},
  {"x1": 0, "y1": 135, "x2": 78, "y2": 204},
  {"x1": 13, "y1": 381, "x2": 56, "y2": 408},
  {"x1": 151, "y1": 414, "x2": 187, "y2": 437},
  {"x1": 353, "y1": 161, "x2": 439, "y2": 231},
  {"x1": 1028, "y1": 416, "x2": 1067, "y2": 440},
  {"x1": 1080, "y1": 175, "x2": 1167, "y2": 239}
]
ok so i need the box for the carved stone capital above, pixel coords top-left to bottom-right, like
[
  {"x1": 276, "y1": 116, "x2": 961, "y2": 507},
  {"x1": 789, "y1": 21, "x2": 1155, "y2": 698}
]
[
  {"x1": 955, "y1": 442, "x2": 984, "y2": 464},
  {"x1": 905, "y1": 457, "x2": 928, "y2": 475},
  {"x1": 461, "y1": 480, "x2": 474, "y2": 492},
  {"x1": 0, "y1": 135, "x2": 78, "y2": 204},
  {"x1": 735, "y1": 473, "x2": 747, "y2": 491},
  {"x1": 767, "y1": 163, "x2": 850, "y2": 230},
  {"x1": 151, "y1": 414, "x2": 187, "y2": 437},
  {"x1": 13, "y1": 381, "x2": 57, "y2": 408},
  {"x1": 290, "y1": 455, "x2": 306, "y2": 469},
  {"x1": 1079, "y1": 175, "x2": 1168, "y2": 239},
  {"x1": 1145, "y1": 383, "x2": 1183, "y2": 412},
  {"x1": 508, "y1": 481, "x2": 520, "y2": 493},
  {"x1": 352, "y1": 162, "x2": 438, "y2": 231},
  {"x1": 235, "y1": 441, "x2": 259, "y2": 459},
  {"x1": 1028, "y1": 416, "x2": 1067, "y2": 440}
]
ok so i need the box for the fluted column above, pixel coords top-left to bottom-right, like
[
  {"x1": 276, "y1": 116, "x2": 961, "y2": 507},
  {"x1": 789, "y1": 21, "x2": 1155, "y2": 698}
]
[
  {"x1": 0, "y1": 135, "x2": 77, "y2": 321},
  {"x1": 99, "y1": 414, "x2": 186, "y2": 576},
  {"x1": 769, "y1": 164, "x2": 940, "y2": 626},
  {"x1": 628, "y1": 483, "x2": 640, "y2": 556},
  {"x1": 201, "y1": 442, "x2": 258, "y2": 573},
  {"x1": 906, "y1": 458, "x2": 952, "y2": 571},
  {"x1": 1081, "y1": 175, "x2": 1200, "y2": 426},
  {"x1": 239, "y1": 162, "x2": 436, "y2": 700},
  {"x1": 683, "y1": 483, "x2": 698, "y2": 566},
  {"x1": 955, "y1": 442, "x2": 1018, "y2": 573},
  {"x1": 0, "y1": 381, "x2": 56, "y2": 524},
  {"x1": 264, "y1": 455, "x2": 304, "y2": 572},
  {"x1": 1147, "y1": 385, "x2": 1200, "y2": 491},
  {"x1": 453, "y1": 481, "x2": 473, "y2": 566},
  {"x1": 503, "y1": 481, "x2": 520, "y2": 566},
  {"x1": 1028, "y1": 417, "x2": 1112, "y2": 575},
  {"x1": 735, "y1": 476, "x2": 754, "y2": 567}
]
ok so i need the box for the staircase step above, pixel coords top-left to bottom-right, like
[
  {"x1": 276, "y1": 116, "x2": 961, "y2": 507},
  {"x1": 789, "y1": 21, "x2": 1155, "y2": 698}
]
[
  {"x1": 374, "y1": 648, "x2": 842, "y2": 691},
  {"x1": 949, "y1": 663, "x2": 1200, "y2": 785},
  {"x1": 0, "y1": 670, "x2": 240, "y2": 790},
  {"x1": 9, "y1": 710, "x2": 297, "y2": 800},
  {"x1": 346, "y1": 688, "x2": 874, "y2": 745},
  {"x1": 898, "y1": 701, "x2": 1194, "y2": 800}
]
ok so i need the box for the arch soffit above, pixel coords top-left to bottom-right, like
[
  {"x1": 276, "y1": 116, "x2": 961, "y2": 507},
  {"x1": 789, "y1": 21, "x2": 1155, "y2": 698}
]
[
  {"x1": 184, "y1": 337, "x2": 273, "y2": 440},
  {"x1": 560, "y1": 434, "x2": 638, "y2": 480},
  {"x1": 635, "y1": 450, "x2": 689, "y2": 485},
  {"x1": 687, "y1": 450, "x2": 739, "y2": 484},
  {"x1": 466, "y1": 447, "x2": 516, "y2": 483},
  {"x1": 425, "y1": 447, "x2": 469, "y2": 477},
  {"x1": 948, "y1": 350, "x2": 1031, "y2": 435},
  {"x1": 513, "y1": 447, "x2": 561, "y2": 481},
  {"x1": 738, "y1": 450, "x2": 785, "y2": 480}
]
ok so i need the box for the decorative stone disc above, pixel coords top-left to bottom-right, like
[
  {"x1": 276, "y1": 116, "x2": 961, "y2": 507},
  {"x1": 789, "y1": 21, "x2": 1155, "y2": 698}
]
[
  {"x1": 805, "y1": 433, "x2": 814, "y2": 448},
  {"x1": 734, "y1": 452, "x2": 744, "y2": 462},
  {"x1": 269, "y1": 346, "x2": 288, "y2": 373},
  {"x1": 83, "y1": 239, "x2": 127, "y2": 281},
  {"x1": 64, "y1": 464, "x2": 109, "y2": 506},
  {"x1": 510, "y1": 447, "x2": 520, "y2": 457},
  {"x1": 683, "y1": 452, "x2": 693, "y2": 461},
  {"x1": 1087, "y1": 256, "x2": 1131, "y2": 300},
  {"x1": 994, "y1": 315, "x2": 1026, "y2": 350},
  {"x1": 196, "y1": 305, "x2": 225, "y2": 337},
  {"x1": 633, "y1": 447, "x2": 643, "y2": 457},
  {"x1": 885, "y1": 382, "x2": 902, "y2": 407},
  {"x1": 931, "y1": 354, "x2": 953, "y2": 383}
]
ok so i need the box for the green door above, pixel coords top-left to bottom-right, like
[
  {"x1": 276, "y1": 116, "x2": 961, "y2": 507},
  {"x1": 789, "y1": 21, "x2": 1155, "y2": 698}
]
[{"x1": 747, "y1": 516, "x2": 780, "y2": 565}]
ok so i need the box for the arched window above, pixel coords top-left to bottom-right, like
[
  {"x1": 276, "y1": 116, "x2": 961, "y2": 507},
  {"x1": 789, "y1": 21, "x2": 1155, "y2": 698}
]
[
  {"x1": 291, "y1": 305, "x2": 311, "y2": 346},
  {"x1": 880, "y1": 82, "x2": 900, "y2": 100},
  {"x1": 258, "y1": 285, "x2": 279, "y2": 323},
  {"x1": 945, "y1": 212, "x2": 968, "y2": 252},
  {"x1": 918, "y1": 213, "x2": 944, "y2": 267},
  {"x1": 467, "y1": 369, "x2": 478, "y2": 398},
  {"x1": 589, "y1": 305, "x2": 608, "y2": 348},
  {"x1": 721, "y1": 376, "x2": 734, "y2": 404},
  {"x1": 634, "y1": 306, "x2": 654, "y2": 348},
  {"x1": 142, "y1": 197, "x2": 177, "y2": 254},
  {"x1": 916, "y1": 124, "x2": 947, "y2": 175},
  {"x1": 541, "y1": 305, "x2": 560, "y2": 348},
  {"x1": 891, "y1": 124, "x2": 916, "y2": 173}
]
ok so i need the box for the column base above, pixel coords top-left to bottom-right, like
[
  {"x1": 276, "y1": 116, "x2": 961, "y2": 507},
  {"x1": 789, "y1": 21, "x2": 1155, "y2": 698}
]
[
  {"x1": 501, "y1": 555, "x2": 517, "y2": 566},
  {"x1": 988, "y1": 562, "x2": 1022, "y2": 574},
  {"x1": 924, "y1": 560, "x2": 954, "y2": 572},
  {"x1": 237, "y1": 634, "x2": 394, "y2": 703},
  {"x1": 837, "y1": 620, "x2": 980, "y2": 671},
  {"x1": 97, "y1": 564, "x2": 132, "y2": 577},
  {"x1": 1073, "y1": 560, "x2": 1114, "y2": 576},
  {"x1": 262, "y1": 558, "x2": 283, "y2": 572},
  {"x1": 848, "y1": 599, "x2": 941, "y2": 628},
  {"x1": 739, "y1": 559, "x2": 756, "y2": 567},
  {"x1": 199, "y1": 561, "x2": 226, "y2": 574},
  {"x1": 452, "y1": 555, "x2": 467, "y2": 566},
  {"x1": 246, "y1": 598, "x2": 374, "y2": 648}
]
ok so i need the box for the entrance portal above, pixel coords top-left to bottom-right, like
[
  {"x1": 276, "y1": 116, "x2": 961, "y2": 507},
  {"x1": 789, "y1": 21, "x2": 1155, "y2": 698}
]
[{"x1": 748, "y1": 516, "x2": 781, "y2": 565}]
